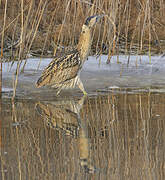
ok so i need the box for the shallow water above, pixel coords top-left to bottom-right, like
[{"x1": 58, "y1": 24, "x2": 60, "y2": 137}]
[
  {"x1": 1, "y1": 55, "x2": 165, "y2": 179},
  {"x1": 2, "y1": 55, "x2": 165, "y2": 99},
  {"x1": 0, "y1": 91, "x2": 164, "y2": 179}
]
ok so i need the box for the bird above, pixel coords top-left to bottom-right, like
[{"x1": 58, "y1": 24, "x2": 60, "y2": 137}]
[{"x1": 36, "y1": 15, "x2": 103, "y2": 95}]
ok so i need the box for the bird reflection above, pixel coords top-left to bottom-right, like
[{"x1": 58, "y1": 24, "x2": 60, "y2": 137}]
[{"x1": 35, "y1": 96, "x2": 96, "y2": 173}]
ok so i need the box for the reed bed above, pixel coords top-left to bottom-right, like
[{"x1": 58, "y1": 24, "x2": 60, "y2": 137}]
[{"x1": 0, "y1": 0, "x2": 165, "y2": 60}]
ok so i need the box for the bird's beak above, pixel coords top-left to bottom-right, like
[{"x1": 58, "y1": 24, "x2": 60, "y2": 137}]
[{"x1": 96, "y1": 14, "x2": 104, "y2": 22}]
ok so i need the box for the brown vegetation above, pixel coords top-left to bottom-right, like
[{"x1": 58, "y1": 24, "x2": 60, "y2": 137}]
[{"x1": 0, "y1": 0, "x2": 165, "y2": 60}]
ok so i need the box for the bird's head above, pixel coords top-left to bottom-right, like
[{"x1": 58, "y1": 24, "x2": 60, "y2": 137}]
[
  {"x1": 82, "y1": 15, "x2": 103, "y2": 32},
  {"x1": 85, "y1": 15, "x2": 103, "y2": 28}
]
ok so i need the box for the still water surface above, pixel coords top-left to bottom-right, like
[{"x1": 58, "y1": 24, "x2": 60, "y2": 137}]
[{"x1": 0, "y1": 91, "x2": 165, "y2": 179}]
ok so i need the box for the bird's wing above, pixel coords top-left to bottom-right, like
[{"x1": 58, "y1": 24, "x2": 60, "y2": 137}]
[
  {"x1": 35, "y1": 102, "x2": 79, "y2": 137},
  {"x1": 36, "y1": 50, "x2": 81, "y2": 87}
]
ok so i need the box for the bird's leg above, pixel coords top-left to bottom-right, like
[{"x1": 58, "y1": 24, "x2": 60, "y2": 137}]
[
  {"x1": 56, "y1": 87, "x2": 62, "y2": 96},
  {"x1": 77, "y1": 77, "x2": 87, "y2": 95}
]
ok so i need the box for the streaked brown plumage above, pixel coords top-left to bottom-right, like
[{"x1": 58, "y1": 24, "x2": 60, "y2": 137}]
[{"x1": 36, "y1": 15, "x2": 103, "y2": 95}]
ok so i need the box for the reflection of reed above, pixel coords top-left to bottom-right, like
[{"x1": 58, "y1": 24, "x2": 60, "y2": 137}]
[
  {"x1": 0, "y1": 92, "x2": 165, "y2": 179},
  {"x1": 83, "y1": 93, "x2": 165, "y2": 179},
  {"x1": 36, "y1": 96, "x2": 96, "y2": 173}
]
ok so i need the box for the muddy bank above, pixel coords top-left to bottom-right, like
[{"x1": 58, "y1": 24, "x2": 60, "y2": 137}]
[{"x1": 2, "y1": 55, "x2": 165, "y2": 99}]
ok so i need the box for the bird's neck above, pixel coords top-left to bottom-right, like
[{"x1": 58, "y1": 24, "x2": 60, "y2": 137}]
[{"x1": 77, "y1": 28, "x2": 92, "y2": 62}]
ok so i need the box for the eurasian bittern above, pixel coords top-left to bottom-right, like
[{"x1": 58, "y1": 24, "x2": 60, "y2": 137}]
[{"x1": 36, "y1": 15, "x2": 103, "y2": 95}]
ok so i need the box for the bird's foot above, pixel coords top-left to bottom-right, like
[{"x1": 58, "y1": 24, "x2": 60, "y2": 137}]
[{"x1": 83, "y1": 90, "x2": 88, "y2": 96}]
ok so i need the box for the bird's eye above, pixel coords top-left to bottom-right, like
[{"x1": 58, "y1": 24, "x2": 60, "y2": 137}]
[{"x1": 82, "y1": 30, "x2": 85, "y2": 33}]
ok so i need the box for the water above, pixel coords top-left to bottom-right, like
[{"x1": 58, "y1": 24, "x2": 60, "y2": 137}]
[
  {"x1": 0, "y1": 91, "x2": 164, "y2": 179},
  {"x1": 1, "y1": 55, "x2": 165, "y2": 179},
  {"x1": 3, "y1": 55, "x2": 165, "y2": 97}
]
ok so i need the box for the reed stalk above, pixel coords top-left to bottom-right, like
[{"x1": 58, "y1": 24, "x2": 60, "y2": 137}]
[
  {"x1": 53, "y1": 0, "x2": 72, "y2": 56},
  {"x1": 22, "y1": 0, "x2": 47, "y2": 72},
  {"x1": 0, "y1": 0, "x2": 8, "y2": 97},
  {"x1": 12, "y1": 0, "x2": 24, "y2": 100},
  {"x1": 148, "y1": 0, "x2": 151, "y2": 63},
  {"x1": 37, "y1": 0, "x2": 59, "y2": 70},
  {"x1": 106, "y1": 15, "x2": 116, "y2": 64},
  {"x1": 26, "y1": 0, "x2": 47, "y2": 53},
  {"x1": 140, "y1": 0, "x2": 148, "y2": 54}
]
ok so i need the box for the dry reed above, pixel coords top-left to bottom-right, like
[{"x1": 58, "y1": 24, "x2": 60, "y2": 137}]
[
  {"x1": 1, "y1": 0, "x2": 164, "y2": 59},
  {"x1": 0, "y1": 0, "x2": 8, "y2": 95}
]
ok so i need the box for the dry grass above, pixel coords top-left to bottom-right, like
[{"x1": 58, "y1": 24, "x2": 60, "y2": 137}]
[{"x1": 0, "y1": 0, "x2": 165, "y2": 59}]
